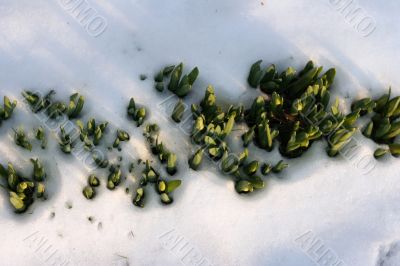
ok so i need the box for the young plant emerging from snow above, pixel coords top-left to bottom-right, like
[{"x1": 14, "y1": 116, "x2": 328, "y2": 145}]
[
  {"x1": 127, "y1": 98, "x2": 147, "y2": 127},
  {"x1": 34, "y1": 126, "x2": 47, "y2": 149},
  {"x1": 22, "y1": 90, "x2": 85, "y2": 119},
  {"x1": 132, "y1": 160, "x2": 181, "y2": 208},
  {"x1": 113, "y1": 129, "x2": 130, "y2": 149},
  {"x1": 59, "y1": 126, "x2": 73, "y2": 154},
  {"x1": 143, "y1": 123, "x2": 178, "y2": 176},
  {"x1": 187, "y1": 85, "x2": 273, "y2": 194},
  {"x1": 13, "y1": 128, "x2": 32, "y2": 151},
  {"x1": 354, "y1": 88, "x2": 400, "y2": 159},
  {"x1": 0, "y1": 96, "x2": 17, "y2": 126},
  {"x1": 82, "y1": 174, "x2": 100, "y2": 200},
  {"x1": 154, "y1": 63, "x2": 199, "y2": 97},
  {"x1": 0, "y1": 159, "x2": 48, "y2": 213},
  {"x1": 76, "y1": 118, "x2": 108, "y2": 149}
]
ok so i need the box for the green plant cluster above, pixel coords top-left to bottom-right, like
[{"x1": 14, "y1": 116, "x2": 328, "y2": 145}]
[
  {"x1": 351, "y1": 88, "x2": 400, "y2": 158},
  {"x1": 154, "y1": 63, "x2": 199, "y2": 97},
  {"x1": 133, "y1": 160, "x2": 181, "y2": 207},
  {"x1": 0, "y1": 159, "x2": 47, "y2": 213},
  {"x1": 1, "y1": 59, "x2": 400, "y2": 213},
  {"x1": 0, "y1": 96, "x2": 17, "y2": 127},
  {"x1": 127, "y1": 98, "x2": 147, "y2": 127},
  {"x1": 23, "y1": 90, "x2": 85, "y2": 119},
  {"x1": 77, "y1": 118, "x2": 108, "y2": 149},
  {"x1": 246, "y1": 60, "x2": 361, "y2": 158},
  {"x1": 187, "y1": 86, "x2": 284, "y2": 194},
  {"x1": 143, "y1": 124, "x2": 178, "y2": 175},
  {"x1": 112, "y1": 129, "x2": 130, "y2": 150}
]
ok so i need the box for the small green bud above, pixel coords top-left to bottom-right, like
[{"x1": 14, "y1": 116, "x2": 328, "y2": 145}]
[
  {"x1": 36, "y1": 183, "x2": 46, "y2": 198},
  {"x1": 117, "y1": 130, "x2": 130, "y2": 141},
  {"x1": 83, "y1": 186, "x2": 95, "y2": 199},
  {"x1": 248, "y1": 176, "x2": 265, "y2": 189},
  {"x1": 166, "y1": 153, "x2": 177, "y2": 175},
  {"x1": 127, "y1": 98, "x2": 136, "y2": 117},
  {"x1": 35, "y1": 127, "x2": 47, "y2": 149},
  {"x1": 133, "y1": 187, "x2": 145, "y2": 208},
  {"x1": 261, "y1": 163, "x2": 272, "y2": 176},
  {"x1": 272, "y1": 160, "x2": 288, "y2": 173},
  {"x1": 9, "y1": 191, "x2": 27, "y2": 213},
  {"x1": 362, "y1": 121, "x2": 374, "y2": 138},
  {"x1": 14, "y1": 128, "x2": 32, "y2": 151},
  {"x1": 67, "y1": 93, "x2": 85, "y2": 119},
  {"x1": 389, "y1": 143, "x2": 400, "y2": 157},
  {"x1": 383, "y1": 96, "x2": 400, "y2": 118},
  {"x1": 160, "y1": 193, "x2": 173, "y2": 205},
  {"x1": 247, "y1": 60, "x2": 263, "y2": 88},
  {"x1": 163, "y1": 65, "x2": 175, "y2": 76},
  {"x1": 16, "y1": 181, "x2": 34, "y2": 194},
  {"x1": 171, "y1": 99, "x2": 185, "y2": 123},
  {"x1": 242, "y1": 127, "x2": 255, "y2": 147},
  {"x1": 235, "y1": 180, "x2": 254, "y2": 194},
  {"x1": 47, "y1": 102, "x2": 67, "y2": 119},
  {"x1": 107, "y1": 180, "x2": 115, "y2": 190},
  {"x1": 238, "y1": 148, "x2": 249, "y2": 166},
  {"x1": 88, "y1": 174, "x2": 100, "y2": 187},
  {"x1": 374, "y1": 148, "x2": 388, "y2": 159},
  {"x1": 135, "y1": 107, "x2": 146, "y2": 126},
  {"x1": 351, "y1": 98, "x2": 375, "y2": 115},
  {"x1": 187, "y1": 67, "x2": 199, "y2": 86},
  {"x1": 30, "y1": 158, "x2": 46, "y2": 182},
  {"x1": 243, "y1": 160, "x2": 259, "y2": 176},
  {"x1": 0, "y1": 96, "x2": 17, "y2": 121},
  {"x1": 374, "y1": 88, "x2": 391, "y2": 113},
  {"x1": 189, "y1": 148, "x2": 204, "y2": 170},
  {"x1": 157, "y1": 180, "x2": 167, "y2": 194},
  {"x1": 168, "y1": 63, "x2": 183, "y2": 92},
  {"x1": 59, "y1": 127, "x2": 73, "y2": 154}
]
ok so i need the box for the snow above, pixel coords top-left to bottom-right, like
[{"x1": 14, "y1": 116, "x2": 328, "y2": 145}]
[{"x1": 0, "y1": 0, "x2": 400, "y2": 265}]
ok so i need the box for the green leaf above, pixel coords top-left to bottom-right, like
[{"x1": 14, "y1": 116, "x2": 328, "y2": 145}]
[
  {"x1": 82, "y1": 186, "x2": 95, "y2": 199},
  {"x1": 389, "y1": 143, "x2": 400, "y2": 157},
  {"x1": 249, "y1": 176, "x2": 264, "y2": 189},
  {"x1": 243, "y1": 160, "x2": 259, "y2": 176},
  {"x1": 189, "y1": 148, "x2": 204, "y2": 170},
  {"x1": 383, "y1": 96, "x2": 400, "y2": 118},
  {"x1": 222, "y1": 114, "x2": 235, "y2": 138},
  {"x1": 67, "y1": 93, "x2": 85, "y2": 118},
  {"x1": 0, "y1": 163, "x2": 7, "y2": 177},
  {"x1": 167, "y1": 153, "x2": 177, "y2": 175},
  {"x1": 235, "y1": 180, "x2": 254, "y2": 194},
  {"x1": 272, "y1": 160, "x2": 288, "y2": 173},
  {"x1": 133, "y1": 187, "x2": 145, "y2": 208},
  {"x1": 168, "y1": 63, "x2": 183, "y2": 92},
  {"x1": 160, "y1": 193, "x2": 173, "y2": 204},
  {"x1": 374, "y1": 148, "x2": 388, "y2": 159},
  {"x1": 171, "y1": 99, "x2": 185, "y2": 123},
  {"x1": 163, "y1": 65, "x2": 175, "y2": 76},
  {"x1": 374, "y1": 87, "x2": 391, "y2": 113},
  {"x1": 9, "y1": 192, "x2": 26, "y2": 212},
  {"x1": 248, "y1": 60, "x2": 263, "y2": 88},
  {"x1": 188, "y1": 67, "x2": 199, "y2": 85},
  {"x1": 166, "y1": 180, "x2": 181, "y2": 193}
]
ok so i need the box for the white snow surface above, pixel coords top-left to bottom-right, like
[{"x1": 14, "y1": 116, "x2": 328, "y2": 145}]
[{"x1": 0, "y1": 1, "x2": 400, "y2": 265}]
